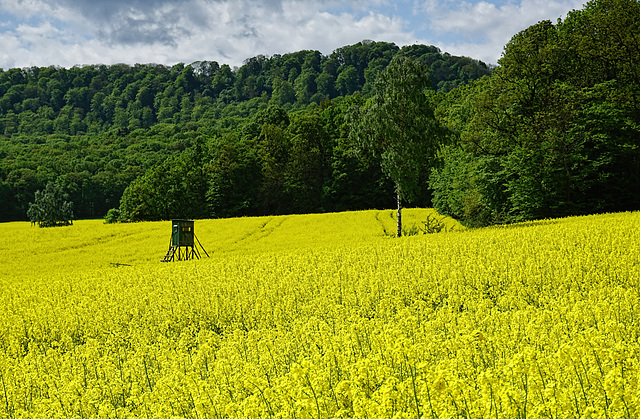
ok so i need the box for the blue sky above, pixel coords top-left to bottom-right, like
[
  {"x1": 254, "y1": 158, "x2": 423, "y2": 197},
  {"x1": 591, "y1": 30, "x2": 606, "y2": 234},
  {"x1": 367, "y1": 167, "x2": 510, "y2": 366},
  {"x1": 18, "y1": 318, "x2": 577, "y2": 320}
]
[{"x1": 0, "y1": 0, "x2": 586, "y2": 69}]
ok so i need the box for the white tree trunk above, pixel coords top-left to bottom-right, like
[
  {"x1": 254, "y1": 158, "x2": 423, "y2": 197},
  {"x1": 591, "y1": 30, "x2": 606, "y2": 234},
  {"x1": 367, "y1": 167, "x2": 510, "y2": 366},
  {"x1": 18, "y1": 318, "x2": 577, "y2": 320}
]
[{"x1": 396, "y1": 188, "x2": 402, "y2": 238}]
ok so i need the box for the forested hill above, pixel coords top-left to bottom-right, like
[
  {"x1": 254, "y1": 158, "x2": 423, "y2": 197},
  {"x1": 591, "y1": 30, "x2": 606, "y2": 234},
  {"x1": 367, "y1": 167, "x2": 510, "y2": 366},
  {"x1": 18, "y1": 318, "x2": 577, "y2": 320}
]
[
  {"x1": 6, "y1": 0, "x2": 638, "y2": 230},
  {"x1": 0, "y1": 41, "x2": 491, "y2": 221}
]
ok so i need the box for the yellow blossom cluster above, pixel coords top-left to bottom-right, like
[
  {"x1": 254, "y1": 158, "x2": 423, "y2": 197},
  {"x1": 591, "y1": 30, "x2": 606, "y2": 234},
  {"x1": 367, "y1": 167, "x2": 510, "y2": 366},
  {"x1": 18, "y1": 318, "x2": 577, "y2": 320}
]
[{"x1": 0, "y1": 209, "x2": 638, "y2": 418}]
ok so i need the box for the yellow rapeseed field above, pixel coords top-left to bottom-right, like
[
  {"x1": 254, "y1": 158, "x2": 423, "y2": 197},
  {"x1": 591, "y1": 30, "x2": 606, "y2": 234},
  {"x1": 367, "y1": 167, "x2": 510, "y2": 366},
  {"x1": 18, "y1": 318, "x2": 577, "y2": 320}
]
[{"x1": 0, "y1": 209, "x2": 638, "y2": 418}]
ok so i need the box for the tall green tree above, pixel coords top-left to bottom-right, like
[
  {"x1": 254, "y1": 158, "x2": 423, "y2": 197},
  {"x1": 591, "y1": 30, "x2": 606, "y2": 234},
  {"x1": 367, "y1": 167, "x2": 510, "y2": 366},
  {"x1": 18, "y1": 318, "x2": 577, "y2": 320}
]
[
  {"x1": 206, "y1": 134, "x2": 262, "y2": 217},
  {"x1": 285, "y1": 112, "x2": 330, "y2": 212},
  {"x1": 350, "y1": 55, "x2": 442, "y2": 236},
  {"x1": 118, "y1": 150, "x2": 205, "y2": 221},
  {"x1": 431, "y1": 0, "x2": 640, "y2": 227}
]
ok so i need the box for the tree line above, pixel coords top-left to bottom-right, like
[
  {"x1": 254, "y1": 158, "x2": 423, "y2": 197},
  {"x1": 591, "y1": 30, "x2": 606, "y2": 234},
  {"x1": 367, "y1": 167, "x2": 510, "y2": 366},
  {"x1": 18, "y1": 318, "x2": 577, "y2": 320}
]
[
  {"x1": 0, "y1": 42, "x2": 491, "y2": 222},
  {"x1": 431, "y1": 0, "x2": 640, "y2": 226},
  {"x1": 5, "y1": 0, "x2": 640, "y2": 228}
]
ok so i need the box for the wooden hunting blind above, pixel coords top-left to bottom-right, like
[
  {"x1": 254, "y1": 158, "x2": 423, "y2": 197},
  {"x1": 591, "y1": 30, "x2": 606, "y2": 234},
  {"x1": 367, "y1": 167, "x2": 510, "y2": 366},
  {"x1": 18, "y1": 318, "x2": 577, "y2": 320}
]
[
  {"x1": 172, "y1": 219, "x2": 194, "y2": 247},
  {"x1": 161, "y1": 219, "x2": 209, "y2": 262}
]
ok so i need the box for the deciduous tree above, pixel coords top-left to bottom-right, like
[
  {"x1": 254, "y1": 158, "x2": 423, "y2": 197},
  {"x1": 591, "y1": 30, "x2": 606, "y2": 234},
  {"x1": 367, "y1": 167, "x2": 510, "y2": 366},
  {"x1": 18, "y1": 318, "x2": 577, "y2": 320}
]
[
  {"x1": 350, "y1": 55, "x2": 443, "y2": 236},
  {"x1": 27, "y1": 181, "x2": 74, "y2": 227}
]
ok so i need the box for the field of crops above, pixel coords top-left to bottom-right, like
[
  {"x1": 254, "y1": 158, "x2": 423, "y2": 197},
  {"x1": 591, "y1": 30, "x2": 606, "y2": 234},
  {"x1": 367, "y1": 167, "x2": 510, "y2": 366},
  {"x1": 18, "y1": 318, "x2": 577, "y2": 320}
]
[{"x1": 0, "y1": 209, "x2": 639, "y2": 418}]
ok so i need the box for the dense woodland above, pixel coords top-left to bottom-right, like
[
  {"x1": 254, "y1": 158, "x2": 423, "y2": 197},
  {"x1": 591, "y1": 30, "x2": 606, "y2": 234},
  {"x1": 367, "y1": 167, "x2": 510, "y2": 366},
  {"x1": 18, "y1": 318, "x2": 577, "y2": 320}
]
[
  {"x1": 0, "y1": 42, "x2": 490, "y2": 222},
  {"x1": 432, "y1": 0, "x2": 640, "y2": 225},
  {"x1": 1, "y1": 0, "x2": 639, "y2": 227}
]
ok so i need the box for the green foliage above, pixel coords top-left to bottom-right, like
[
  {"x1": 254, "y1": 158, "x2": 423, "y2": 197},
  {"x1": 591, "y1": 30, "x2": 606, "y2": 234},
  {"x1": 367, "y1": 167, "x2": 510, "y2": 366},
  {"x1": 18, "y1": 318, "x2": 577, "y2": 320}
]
[
  {"x1": 0, "y1": 42, "x2": 491, "y2": 222},
  {"x1": 285, "y1": 112, "x2": 330, "y2": 212},
  {"x1": 27, "y1": 181, "x2": 74, "y2": 227},
  {"x1": 430, "y1": 146, "x2": 501, "y2": 227},
  {"x1": 402, "y1": 213, "x2": 453, "y2": 236},
  {"x1": 431, "y1": 0, "x2": 640, "y2": 226},
  {"x1": 118, "y1": 148, "x2": 207, "y2": 222},
  {"x1": 103, "y1": 208, "x2": 121, "y2": 224},
  {"x1": 364, "y1": 55, "x2": 442, "y2": 203},
  {"x1": 350, "y1": 56, "x2": 444, "y2": 235},
  {"x1": 206, "y1": 134, "x2": 262, "y2": 218},
  {"x1": 420, "y1": 214, "x2": 451, "y2": 234}
]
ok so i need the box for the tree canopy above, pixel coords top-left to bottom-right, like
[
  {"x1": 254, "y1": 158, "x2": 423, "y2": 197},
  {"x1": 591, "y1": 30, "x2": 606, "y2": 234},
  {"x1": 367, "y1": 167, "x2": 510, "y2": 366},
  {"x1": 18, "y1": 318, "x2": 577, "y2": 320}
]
[
  {"x1": 3, "y1": 0, "x2": 639, "y2": 228},
  {"x1": 0, "y1": 42, "x2": 491, "y2": 222},
  {"x1": 430, "y1": 0, "x2": 640, "y2": 226},
  {"x1": 349, "y1": 55, "x2": 443, "y2": 236},
  {"x1": 27, "y1": 181, "x2": 74, "y2": 227}
]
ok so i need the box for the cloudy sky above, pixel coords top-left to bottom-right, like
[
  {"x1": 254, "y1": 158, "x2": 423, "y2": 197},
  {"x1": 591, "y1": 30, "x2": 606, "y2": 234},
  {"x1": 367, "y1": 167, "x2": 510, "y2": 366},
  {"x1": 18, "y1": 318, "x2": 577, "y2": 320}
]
[{"x1": 0, "y1": 0, "x2": 586, "y2": 70}]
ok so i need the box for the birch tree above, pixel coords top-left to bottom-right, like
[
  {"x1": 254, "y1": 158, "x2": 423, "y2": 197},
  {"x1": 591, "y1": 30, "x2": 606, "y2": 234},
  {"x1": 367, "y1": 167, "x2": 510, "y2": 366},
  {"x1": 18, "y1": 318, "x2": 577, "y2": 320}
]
[{"x1": 350, "y1": 55, "x2": 442, "y2": 236}]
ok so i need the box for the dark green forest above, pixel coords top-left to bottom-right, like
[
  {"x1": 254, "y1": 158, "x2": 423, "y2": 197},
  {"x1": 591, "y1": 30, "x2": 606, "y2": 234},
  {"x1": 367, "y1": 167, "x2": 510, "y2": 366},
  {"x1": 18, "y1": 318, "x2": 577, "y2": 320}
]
[
  {"x1": 432, "y1": 0, "x2": 640, "y2": 226},
  {"x1": 2, "y1": 0, "x2": 639, "y2": 226},
  {"x1": 0, "y1": 42, "x2": 490, "y2": 222}
]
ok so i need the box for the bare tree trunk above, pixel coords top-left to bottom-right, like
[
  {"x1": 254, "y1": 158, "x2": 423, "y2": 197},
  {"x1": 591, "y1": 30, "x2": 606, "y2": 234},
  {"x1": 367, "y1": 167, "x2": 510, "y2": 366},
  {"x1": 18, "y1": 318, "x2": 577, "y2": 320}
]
[{"x1": 396, "y1": 187, "x2": 402, "y2": 238}]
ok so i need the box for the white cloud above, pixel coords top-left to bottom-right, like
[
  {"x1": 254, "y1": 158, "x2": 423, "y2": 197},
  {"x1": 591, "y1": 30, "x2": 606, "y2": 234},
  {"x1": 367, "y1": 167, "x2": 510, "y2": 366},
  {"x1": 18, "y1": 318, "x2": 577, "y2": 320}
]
[
  {"x1": 416, "y1": 0, "x2": 586, "y2": 64},
  {"x1": 254, "y1": 4, "x2": 412, "y2": 58},
  {"x1": 0, "y1": 0, "x2": 54, "y2": 17},
  {"x1": 429, "y1": 0, "x2": 583, "y2": 35},
  {"x1": 0, "y1": 0, "x2": 416, "y2": 68},
  {"x1": 0, "y1": 0, "x2": 588, "y2": 69}
]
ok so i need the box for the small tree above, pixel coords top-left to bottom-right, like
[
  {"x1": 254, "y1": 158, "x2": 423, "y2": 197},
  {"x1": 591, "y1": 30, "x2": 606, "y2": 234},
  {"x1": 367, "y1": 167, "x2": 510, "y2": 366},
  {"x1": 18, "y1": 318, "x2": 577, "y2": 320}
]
[
  {"x1": 27, "y1": 181, "x2": 74, "y2": 227},
  {"x1": 350, "y1": 55, "x2": 442, "y2": 236}
]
